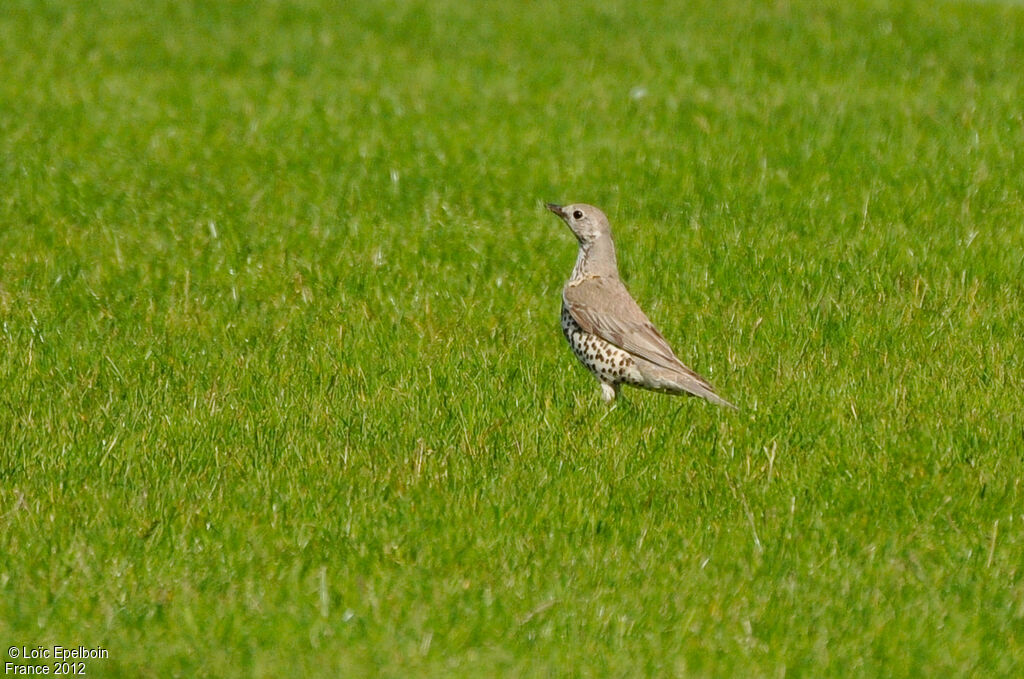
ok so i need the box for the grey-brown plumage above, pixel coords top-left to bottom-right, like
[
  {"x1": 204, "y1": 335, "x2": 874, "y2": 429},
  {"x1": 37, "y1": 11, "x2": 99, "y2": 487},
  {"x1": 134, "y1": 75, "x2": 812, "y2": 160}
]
[{"x1": 546, "y1": 202, "x2": 736, "y2": 409}]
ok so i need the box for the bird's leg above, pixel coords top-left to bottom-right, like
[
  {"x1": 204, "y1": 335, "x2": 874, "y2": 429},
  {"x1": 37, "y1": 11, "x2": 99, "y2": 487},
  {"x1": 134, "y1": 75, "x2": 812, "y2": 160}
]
[{"x1": 600, "y1": 382, "x2": 619, "y2": 403}]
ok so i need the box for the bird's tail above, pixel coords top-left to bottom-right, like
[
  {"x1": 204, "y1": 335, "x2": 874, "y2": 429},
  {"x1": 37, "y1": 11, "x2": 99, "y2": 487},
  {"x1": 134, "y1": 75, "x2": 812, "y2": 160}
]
[
  {"x1": 639, "y1": 360, "x2": 738, "y2": 410},
  {"x1": 696, "y1": 388, "x2": 738, "y2": 411}
]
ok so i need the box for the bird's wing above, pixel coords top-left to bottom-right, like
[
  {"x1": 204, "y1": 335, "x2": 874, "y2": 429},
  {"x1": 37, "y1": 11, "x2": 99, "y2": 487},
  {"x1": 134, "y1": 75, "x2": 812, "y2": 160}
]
[{"x1": 563, "y1": 276, "x2": 691, "y2": 374}]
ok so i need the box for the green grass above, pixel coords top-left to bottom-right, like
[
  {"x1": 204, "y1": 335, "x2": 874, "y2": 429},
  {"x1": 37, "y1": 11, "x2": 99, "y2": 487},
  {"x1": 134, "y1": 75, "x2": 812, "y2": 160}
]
[{"x1": 2, "y1": 0, "x2": 1024, "y2": 676}]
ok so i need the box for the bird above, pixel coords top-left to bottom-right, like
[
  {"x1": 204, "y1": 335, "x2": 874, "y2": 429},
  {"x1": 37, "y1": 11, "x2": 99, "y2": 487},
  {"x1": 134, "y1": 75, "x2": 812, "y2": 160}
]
[{"x1": 545, "y1": 202, "x2": 736, "y2": 409}]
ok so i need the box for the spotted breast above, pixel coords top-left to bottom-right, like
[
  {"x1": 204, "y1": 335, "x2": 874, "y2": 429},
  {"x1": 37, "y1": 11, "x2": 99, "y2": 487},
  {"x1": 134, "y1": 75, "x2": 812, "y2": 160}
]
[{"x1": 560, "y1": 303, "x2": 644, "y2": 391}]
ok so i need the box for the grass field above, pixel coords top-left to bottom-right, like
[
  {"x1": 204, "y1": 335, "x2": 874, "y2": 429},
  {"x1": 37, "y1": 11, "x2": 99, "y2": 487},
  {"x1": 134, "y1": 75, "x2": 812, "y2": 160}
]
[{"x1": 2, "y1": 0, "x2": 1024, "y2": 676}]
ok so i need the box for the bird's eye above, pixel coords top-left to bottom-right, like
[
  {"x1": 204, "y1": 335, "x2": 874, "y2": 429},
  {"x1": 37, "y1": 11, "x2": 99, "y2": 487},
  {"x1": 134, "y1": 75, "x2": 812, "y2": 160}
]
[{"x1": 572, "y1": 210, "x2": 584, "y2": 220}]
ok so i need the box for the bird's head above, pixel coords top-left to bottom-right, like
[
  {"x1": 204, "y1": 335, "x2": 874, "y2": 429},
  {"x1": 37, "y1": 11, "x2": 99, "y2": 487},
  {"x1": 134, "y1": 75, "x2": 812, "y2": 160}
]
[{"x1": 545, "y1": 203, "x2": 611, "y2": 245}]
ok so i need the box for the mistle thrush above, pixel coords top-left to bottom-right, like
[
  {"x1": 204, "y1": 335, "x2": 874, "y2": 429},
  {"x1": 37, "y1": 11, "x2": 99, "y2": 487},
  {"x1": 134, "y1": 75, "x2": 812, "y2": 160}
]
[{"x1": 546, "y1": 202, "x2": 736, "y2": 409}]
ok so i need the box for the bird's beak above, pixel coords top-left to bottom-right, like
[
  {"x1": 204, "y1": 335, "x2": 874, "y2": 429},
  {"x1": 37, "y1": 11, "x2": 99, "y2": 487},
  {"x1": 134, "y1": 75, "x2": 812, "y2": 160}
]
[{"x1": 545, "y1": 202, "x2": 565, "y2": 217}]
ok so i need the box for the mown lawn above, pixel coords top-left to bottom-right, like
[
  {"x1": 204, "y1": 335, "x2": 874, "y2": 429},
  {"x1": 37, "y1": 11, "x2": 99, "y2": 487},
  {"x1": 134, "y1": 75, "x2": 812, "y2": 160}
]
[{"x1": 1, "y1": 0, "x2": 1023, "y2": 676}]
